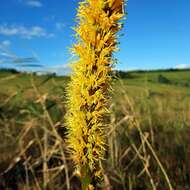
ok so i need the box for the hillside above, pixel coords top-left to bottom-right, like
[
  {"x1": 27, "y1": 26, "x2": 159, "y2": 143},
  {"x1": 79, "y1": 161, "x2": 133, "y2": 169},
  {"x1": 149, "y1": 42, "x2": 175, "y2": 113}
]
[{"x1": 0, "y1": 69, "x2": 190, "y2": 189}]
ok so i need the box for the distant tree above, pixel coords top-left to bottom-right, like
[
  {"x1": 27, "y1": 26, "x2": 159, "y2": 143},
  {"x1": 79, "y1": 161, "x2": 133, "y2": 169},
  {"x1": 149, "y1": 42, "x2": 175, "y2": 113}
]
[
  {"x1": 0, "y1": 68, "x2": 19, "y2": 74},
  {"x1": 113, "y1": 70, "x2": 135, "y2": 79},
  {"x1": 158, "y1": 74, "x2": 170, "y2": 84}
]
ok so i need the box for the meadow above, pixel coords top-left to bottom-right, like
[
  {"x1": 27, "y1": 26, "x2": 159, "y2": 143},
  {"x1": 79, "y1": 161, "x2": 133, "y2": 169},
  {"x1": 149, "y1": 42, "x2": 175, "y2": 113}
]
[{"x1": 0, "y1": 69, "x2": 190, "y2": 189}]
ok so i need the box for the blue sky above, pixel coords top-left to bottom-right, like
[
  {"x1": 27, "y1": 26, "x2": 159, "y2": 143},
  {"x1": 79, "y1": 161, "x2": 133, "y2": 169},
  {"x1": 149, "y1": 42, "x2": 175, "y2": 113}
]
[{"x1": 0, "y1": 0, "x2": 190, "y2": 74}]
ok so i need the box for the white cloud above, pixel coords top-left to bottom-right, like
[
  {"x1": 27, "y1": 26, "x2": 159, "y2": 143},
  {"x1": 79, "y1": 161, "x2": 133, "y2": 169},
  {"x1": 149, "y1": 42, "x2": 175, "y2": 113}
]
[
  {"x1": 0, "y1": 50, "x2": 17, "y2": 64},
  {"x1": 44, "y1": 64, "x2": 71, "y2": 76},
  {"x1": 0, "y1": 24, "x2": 54, "y2": 39},
  {"x1": 0, "y1": 40, "x2": 12, "y2": 63},
  {"x1": 0, "y1": 39, "x2": 39, "y2": 65},
  {"x1": 25, "y1": 0, "x2": 42, "y2": 8},
  {"x1": 44, "y1": 15, "x2": 56, "y2": 22},
  {"x1": 0, "y1": 59, "x2": 6, "y2": 64},
  {"x1": 175, "y1": 64, "x2": 190, "y2": 69},
  {"x1": 0, "y1": 51, "x2": 16, "y2": 59},
  {"x1": 126, "y1": 67, "x2": 139, "y2": 71},
  {"x1": 0, "y1": 40, "x2": 11, "y2": 49},
  {"x1": 56, "y1": 22, "x2": 66, "y2": 31},
  {"x1": 1, "y1": 40, "x2": 11, "y2": 47}
]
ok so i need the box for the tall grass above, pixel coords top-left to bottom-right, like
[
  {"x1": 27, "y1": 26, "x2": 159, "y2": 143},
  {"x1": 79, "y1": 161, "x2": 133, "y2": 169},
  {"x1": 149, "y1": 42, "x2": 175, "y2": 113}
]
[{"x1": 0, "y1": 71, "x2": 190, "y2": 189}]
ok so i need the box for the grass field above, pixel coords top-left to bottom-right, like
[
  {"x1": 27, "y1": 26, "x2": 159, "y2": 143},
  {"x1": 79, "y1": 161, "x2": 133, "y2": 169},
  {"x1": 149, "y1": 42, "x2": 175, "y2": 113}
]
[{"x1": 0, "y1": 69, "x2": 190, "y2": 189}]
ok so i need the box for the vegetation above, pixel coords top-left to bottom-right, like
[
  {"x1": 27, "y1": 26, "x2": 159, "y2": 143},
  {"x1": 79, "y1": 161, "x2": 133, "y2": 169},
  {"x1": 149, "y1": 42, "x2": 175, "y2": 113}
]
[
  {"x1": 65, "y1": 0, "x2": 124, "y2": 189},
  {"x1": 0, "y1": 69, "x2": 189, "y2": 189}
]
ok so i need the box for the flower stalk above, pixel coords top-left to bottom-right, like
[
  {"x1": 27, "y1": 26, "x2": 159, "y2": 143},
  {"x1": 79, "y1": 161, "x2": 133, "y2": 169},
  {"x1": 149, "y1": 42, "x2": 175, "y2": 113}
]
[{"x1": 66, "y1": 0, "x2": 124, "y2": 188}]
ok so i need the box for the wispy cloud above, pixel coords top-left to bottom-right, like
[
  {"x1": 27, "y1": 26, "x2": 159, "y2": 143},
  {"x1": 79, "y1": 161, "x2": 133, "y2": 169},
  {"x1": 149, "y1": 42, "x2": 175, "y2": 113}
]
[
  {"x1": 24, "y1": 0, "x2": 43, "y2": 8},
  {"x1": 0, "y1": 59, "x2": 5, "y2": 64},
  {"x1": 175, "y1": 64, "x2": 190, "y2": 69},
  {"x1": 0, "y1": 51, "x2": 16, "y2": 59},
  {"x1": 0, "y1": 39, "x2": 39, "y2": 65},
  {"x1": 0, "y1": 24, "x2": 54, "y2": 39},
  {"x1": 0, "y1": 40, "x2": 14, "y2": 64},
  {"x1": 0, "y1": 40, "x2": 11, "y2": 49},
  {"x1": 44, "y1": 15, "x2": 56, "y2": 22},
  {"x1": 0, "y1": 49, "x2": 17, "y2": 64},
  {"x1": 0, "y1": 50, "x2": 39, "y2": 65},
  {"x1": 55, "y1": 22, "x2": 66, "y2": 31},
  {"x1": 43, "y1": 64, "x2": 71, "y2": 76}
]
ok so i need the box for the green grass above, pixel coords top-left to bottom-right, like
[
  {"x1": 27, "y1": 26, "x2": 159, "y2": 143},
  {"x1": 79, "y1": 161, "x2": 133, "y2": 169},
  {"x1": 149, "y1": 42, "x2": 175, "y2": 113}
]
[{"x1": 0, "y1": 69, "x2": 190, "y2": 189}]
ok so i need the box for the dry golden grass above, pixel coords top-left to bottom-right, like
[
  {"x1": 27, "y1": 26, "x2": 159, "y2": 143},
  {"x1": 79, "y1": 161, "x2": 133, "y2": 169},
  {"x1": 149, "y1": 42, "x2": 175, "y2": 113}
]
[{"x1": 0, "y1": 70, "x2": 190, "y2": 189}]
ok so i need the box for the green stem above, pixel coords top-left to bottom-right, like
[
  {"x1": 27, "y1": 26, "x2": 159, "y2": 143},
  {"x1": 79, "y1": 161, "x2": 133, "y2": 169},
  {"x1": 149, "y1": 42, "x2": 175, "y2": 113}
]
[{"x1": 81, "y1": 165, "x2": 92, "y2": 190}]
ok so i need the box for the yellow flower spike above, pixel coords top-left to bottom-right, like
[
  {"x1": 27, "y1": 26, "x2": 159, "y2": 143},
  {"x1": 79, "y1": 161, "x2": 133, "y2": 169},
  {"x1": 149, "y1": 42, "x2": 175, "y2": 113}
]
[{"x1": 66, "y1": 0, "x2": 125, "y2": 188}]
